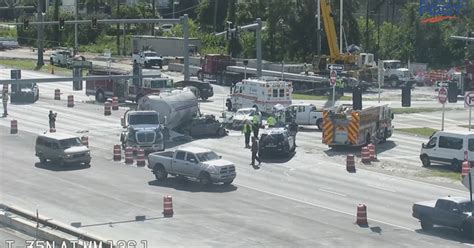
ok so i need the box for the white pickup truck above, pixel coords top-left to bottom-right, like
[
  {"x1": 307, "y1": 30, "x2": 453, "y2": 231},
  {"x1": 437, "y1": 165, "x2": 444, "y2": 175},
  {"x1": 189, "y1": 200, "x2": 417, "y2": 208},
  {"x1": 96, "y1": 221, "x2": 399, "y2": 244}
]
[
  {"x1": 287, "y1": 103, "x2": 324, "y2": 130},
  {"x1": 148, "y1": 146, "x2": 236, "y2": 186},
  {"x1": 132, "y1": 50, "x2": 163, "y2": 69}
]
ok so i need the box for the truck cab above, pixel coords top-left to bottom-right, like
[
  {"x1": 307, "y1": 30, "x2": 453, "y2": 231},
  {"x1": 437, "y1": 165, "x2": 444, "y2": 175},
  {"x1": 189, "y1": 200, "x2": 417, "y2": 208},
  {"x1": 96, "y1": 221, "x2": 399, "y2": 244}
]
[
  {"x1": 10, "y1": 82, "x2": 39, "y2": 103},
  {"x1": 132, "y1": 50, "x2": 163, "y2": 69},
  {"x1": 120, "y1": 110, "x2": 164, "y2": 152},
  {"x1": 50, "y1": 49, "x2": 72, "y2": 67},
  {"x1": 287, "y1": 103, "x2": 323, "y2": 129}
]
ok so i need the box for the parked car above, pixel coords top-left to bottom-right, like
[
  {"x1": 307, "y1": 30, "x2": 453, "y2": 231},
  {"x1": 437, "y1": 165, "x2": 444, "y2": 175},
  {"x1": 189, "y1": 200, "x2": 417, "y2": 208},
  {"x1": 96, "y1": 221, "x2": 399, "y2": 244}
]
[
  {"x1": 0, "y1": 37, "x2": 19, "y2": 49},
  {"x1": 412, "y1": 196, "x2": 474, "y2": 238},
  {"x1": 174, "y1": 80, "x2": 214, "y2": 100},
  {"x1": 420, "y1": 130, "x2": 474, "y2": 171},
  {"x1": 181, "y1": 115, "x2": 227, "y2": 138},
  {"x1": 35, "y1": 132, "x2": 91, "y2": 166},
  {"x1": 148, "y1": 146, "x2": 236, "y2": 186},
  {"x1": 259, "y1": 127, "x2": 295, "y2": 157}
]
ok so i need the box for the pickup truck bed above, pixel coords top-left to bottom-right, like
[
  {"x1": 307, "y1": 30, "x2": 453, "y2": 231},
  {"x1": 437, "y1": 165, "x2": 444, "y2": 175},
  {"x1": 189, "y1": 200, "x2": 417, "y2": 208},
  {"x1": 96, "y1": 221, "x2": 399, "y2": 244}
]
[{"x1": 153, "y1": 151, "x2": 174, "y2": 158}]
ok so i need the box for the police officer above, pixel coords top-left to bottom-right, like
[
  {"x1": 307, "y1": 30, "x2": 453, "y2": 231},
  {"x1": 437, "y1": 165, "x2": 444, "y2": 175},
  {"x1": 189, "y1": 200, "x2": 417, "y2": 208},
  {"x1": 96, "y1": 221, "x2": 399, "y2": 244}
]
[
  {"x1": 250, "y1": 136, "x2": 261, "y2": 168},
  {"x1": 242, "y1": 121, "x2": 252, "y2": 148},
  {"x1": 49, "y1": 110, "x2": 57, "y2": 129},
  {"x1": 267, "y1": 115, "x2": 276, "y2": 128},
  {"x1": 252, "y1": 114, "x2": 260, "y2": 138},
  {"x1": 2, "y1": 90, "x2": 8, "y2": 117}
]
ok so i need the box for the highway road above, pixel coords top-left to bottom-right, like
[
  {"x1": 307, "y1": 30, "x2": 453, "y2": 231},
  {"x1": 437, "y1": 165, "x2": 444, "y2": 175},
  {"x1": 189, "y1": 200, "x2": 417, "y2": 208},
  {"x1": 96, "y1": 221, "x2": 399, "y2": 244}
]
[
  {"x1": 0, "y1": 225, "x2": 35, "y2": 248},
  {"x1": 0, "y1": 68, "x2": 473, "y2": 246}
]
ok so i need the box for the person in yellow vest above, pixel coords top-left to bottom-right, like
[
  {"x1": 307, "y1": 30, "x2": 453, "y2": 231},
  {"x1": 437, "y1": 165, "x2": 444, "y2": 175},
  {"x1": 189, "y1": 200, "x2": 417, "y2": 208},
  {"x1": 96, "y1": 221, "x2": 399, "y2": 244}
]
[
  {"x1": 267, "y1": 115, "x2": 276, "y2": 128},
  {"x1": 252, "y1": 114, "x2": 260, "y2": 138},
  {"x1": 242, "y1": 121, "x2": 252, "y2": 148}
]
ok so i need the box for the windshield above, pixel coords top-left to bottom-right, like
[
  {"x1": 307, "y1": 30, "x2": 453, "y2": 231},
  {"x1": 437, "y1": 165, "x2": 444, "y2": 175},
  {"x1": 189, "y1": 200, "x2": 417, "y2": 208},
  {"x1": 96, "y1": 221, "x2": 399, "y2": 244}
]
[
  {"x1": 386, "y1": 61, "x2": 402, "y2": 69},
  {"x1": 129, "y1": 114, "x2": 159, "y2": 125},
  {"x1": 59, "y1": 138, "x2": 82, "y2": 148},
  {"x1": 145, "y1": 52, "x2": 158, "y2": 57},
  {"x1": 196, "y1": 152, "x2": 220, "y2": 162},
  {"x1": 459, "y1": 202, "x2": 473, "y2": 213},
  {"x1": 151, "y1": 79, "x2": 173, "y2": 89}
]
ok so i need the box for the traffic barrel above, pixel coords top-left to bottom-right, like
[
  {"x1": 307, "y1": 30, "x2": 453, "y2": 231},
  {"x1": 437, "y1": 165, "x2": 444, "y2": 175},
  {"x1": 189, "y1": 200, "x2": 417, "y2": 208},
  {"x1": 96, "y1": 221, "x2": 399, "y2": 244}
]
[
  {"x1": 462, "y1": 160, "x2": 471, "y2": 176},
  {"x1": 356, "y1": 204, "x2": 368, "y2": 226},
  {"x1": 346, "y1": 154, "x2": 355, "y2": 172},
  {"x1": 136, "y1": 148, "x2": 146, "y2": 167},
  {"x1": 104, "y1": 102, "x2": 111, "y2": 116},
  {"x1": 163, "y1": 195, "x2": 174, "y2": 218},
  {"x1": 54, "y1": 89, "x2": 60, "y2": 100},
  {"x1": 81, "y1": 136, "x2": 89, "y2": 147},
  {"x1": 368, "y1": 143, "x2": 377, "y2": 161},
  {"x1": 125, "y1": 147, "x2": 133, "y2": 164},
  {"x1": 67, "y1": 95, "x2": 74, "y2": 108},
  {"x1": 10, "y1": 120, "x2": 18, "y2": 134},
  {"x1": 113, "y1": 144, "x2": 122, "y2": 161},
  {"x1": 361, "y1": 146, "x2": 371, "y2": 164},
  {"x1": 112, "y1": 97, "x2": 119, "y2": 111}
]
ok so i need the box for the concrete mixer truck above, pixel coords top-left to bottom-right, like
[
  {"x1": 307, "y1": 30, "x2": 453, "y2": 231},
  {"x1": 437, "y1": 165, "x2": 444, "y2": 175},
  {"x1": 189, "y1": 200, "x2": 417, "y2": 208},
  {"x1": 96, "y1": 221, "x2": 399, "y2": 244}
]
[{"x1": 137, "y1": 89, "x2": 199, "y2": 132}]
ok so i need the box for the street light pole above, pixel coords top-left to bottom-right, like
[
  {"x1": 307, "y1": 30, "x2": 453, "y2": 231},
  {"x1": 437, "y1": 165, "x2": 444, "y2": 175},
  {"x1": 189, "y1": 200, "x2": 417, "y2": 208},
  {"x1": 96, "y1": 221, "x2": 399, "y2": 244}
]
[
  {"x1": 36, "y1": 1, "x2": 44, "y2": 67},
  {"x1": 317, "y1": 0, "x2": 321, "y2": 56},
  {"x1": 74, "y1": 0, "x2": 78, "y2": 55}
]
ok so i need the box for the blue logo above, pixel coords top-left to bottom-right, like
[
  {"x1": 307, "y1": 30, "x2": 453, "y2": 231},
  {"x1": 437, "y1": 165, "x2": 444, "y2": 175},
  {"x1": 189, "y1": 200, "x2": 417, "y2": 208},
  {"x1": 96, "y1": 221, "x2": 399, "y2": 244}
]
[{"x1": 419, "y1": 0, "x2": 467, "y2": 17}]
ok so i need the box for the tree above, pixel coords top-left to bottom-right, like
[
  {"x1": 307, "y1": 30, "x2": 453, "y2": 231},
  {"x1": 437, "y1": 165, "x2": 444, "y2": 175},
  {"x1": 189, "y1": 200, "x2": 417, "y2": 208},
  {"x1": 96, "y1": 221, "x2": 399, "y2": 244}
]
[
  {"x1": 197, "y1": 0, "x2": 228, "y2": 32},
  {"x1": 226, "y1": 0, "x2": 242, "y2": 57}
]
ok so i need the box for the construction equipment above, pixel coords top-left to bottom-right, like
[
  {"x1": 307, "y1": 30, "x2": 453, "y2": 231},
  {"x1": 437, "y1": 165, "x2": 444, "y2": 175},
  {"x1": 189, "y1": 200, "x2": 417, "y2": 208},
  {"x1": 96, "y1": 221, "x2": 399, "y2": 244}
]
[{"x1": 322, "y1": 104, "x2": 394, "y2": 147}]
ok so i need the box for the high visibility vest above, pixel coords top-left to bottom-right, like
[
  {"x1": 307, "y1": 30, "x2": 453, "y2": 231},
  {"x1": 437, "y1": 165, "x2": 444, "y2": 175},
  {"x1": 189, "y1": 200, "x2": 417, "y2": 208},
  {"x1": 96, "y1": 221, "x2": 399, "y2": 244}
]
[
  {"x1": 242, "y1": 124, "x2": 251, "y2": 133},
  {"x1": 252, "y1": 115, "x2": 259, "y2": 125},
  {"x1": 267, "y1": 117, "x2": 276, "y2": 126}
]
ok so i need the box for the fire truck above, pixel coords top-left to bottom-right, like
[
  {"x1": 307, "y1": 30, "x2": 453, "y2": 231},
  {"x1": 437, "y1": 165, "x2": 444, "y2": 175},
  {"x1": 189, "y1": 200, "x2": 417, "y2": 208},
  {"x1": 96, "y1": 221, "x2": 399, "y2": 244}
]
[
  {"x1": 322, "y1": 104, "x2": 394, "y2": 147},
  {"x1": 85, "y1": 67, "x2": 172, "y2": 102},
  {"x1": 226, "y1": 77, "x2": 293, "y2": 114}
]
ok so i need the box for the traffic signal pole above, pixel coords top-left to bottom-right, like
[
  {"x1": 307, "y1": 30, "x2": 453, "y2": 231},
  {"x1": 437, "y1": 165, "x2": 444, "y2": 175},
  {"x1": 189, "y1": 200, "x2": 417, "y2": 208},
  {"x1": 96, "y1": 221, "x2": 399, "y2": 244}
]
[{"x1": 36, "y1": 1, "x2": 44, "y2": 67}]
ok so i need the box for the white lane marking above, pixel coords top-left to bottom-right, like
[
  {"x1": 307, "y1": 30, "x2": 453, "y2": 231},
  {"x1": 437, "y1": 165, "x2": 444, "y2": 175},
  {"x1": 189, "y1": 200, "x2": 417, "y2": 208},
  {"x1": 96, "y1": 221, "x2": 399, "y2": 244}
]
[
  {"x1": 236, "y1": 183, "x2": 414, "y2": 232},
  {"x1": 366, "y1": 184, "x2": 397, "y2": 193},
  {"x1": 318, "y1": 188, "x2": 347, "y2": 197}
]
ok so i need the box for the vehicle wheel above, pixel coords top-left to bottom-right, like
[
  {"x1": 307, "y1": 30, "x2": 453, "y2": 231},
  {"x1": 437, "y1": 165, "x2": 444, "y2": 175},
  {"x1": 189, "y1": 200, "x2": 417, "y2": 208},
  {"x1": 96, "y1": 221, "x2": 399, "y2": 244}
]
[
  {"x1": 462, "y1": 222, "x2": 474, "y2": 239},
  {"x1": 217, "y1": 128, "x2": 226, "y2": 137},
  {"x1": 95, "y1": 90, "x2": 106, "y2": 103},
  {"x1": 39, "y1": 154, "x2": 46, "y2": 163},
  {"x1": 223, "y1": 180, "x2": 233, "y2": 185},
  {"x1": 452, "y1": 159, "x2": 462, "y2": 172},
  {"x1": 390, "y1": 77, "x2": 398, "y2": 88},
  {"x1": 201, "y1": 96, "x2": 208, "y2": 101},
  {"x1": 316, "y1": 119, "x2": 323, "y2": 130},
  {"x1": 284, "y1": 146, "x2": 291, "y2": 157},
  {"x1": 421, "y1": 154, "x2": 431, "y2": 167},
  {"x1": 84, "y1": 160, "x2": 91, "y2": 167},
  {"x1": 420, "y1": 218, "x2": 433, "y2": 231},
  {"x1": 153, "y1": 164, "x2": 168, "y2": 180},
  {"x1": 198, "y1": 172, "x2": 211, "y2": 186}
]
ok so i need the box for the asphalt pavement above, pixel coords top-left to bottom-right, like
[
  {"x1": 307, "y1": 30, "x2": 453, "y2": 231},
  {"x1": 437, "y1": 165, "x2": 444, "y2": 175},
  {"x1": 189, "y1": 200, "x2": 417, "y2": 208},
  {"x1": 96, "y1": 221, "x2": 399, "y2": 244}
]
[{"x1": 0, "y1": 68, "x2": 473, "y2": 246}]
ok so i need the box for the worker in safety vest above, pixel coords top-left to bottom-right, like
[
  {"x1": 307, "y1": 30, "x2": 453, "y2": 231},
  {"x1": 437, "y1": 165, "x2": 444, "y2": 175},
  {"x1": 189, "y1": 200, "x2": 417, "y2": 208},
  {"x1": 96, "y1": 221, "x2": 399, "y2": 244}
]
[
  {"x1": 2, "y1": 90, "x2": 8, "y2": 117},
  {"x1": 267, "y1": 116, "x2": 276, "y2": 128},
  {"x1": 252, "y1": 114, "x2": 260, "y2": 138},
  {"x1": 242, "y1": 121, "x2": 252, "y2": 148}
]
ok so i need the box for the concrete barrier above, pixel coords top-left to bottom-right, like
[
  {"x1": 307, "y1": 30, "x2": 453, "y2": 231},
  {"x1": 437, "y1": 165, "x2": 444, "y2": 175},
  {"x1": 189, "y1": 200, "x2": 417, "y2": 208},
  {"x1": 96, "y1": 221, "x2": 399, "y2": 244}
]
[
  {"x1": 167, "y1": 63, "x2": 200, "y2": 76},
  {"x1": 0, "y1": 203, "x2": 114, "y2": 247}
]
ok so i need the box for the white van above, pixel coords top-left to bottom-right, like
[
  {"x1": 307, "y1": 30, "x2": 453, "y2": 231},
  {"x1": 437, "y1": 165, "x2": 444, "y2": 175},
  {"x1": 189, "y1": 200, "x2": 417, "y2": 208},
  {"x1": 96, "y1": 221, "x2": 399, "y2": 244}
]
[{"x1": 419, "y1": 131, "x2": 474, "y2": 171}]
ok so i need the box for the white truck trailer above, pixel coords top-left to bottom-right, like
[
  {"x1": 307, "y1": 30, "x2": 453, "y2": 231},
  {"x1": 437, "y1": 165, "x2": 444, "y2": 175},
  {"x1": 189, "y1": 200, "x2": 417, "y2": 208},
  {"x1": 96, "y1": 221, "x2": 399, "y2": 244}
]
[{"x1": 132, "y1": 36, "x2": 202, "y2": 58}]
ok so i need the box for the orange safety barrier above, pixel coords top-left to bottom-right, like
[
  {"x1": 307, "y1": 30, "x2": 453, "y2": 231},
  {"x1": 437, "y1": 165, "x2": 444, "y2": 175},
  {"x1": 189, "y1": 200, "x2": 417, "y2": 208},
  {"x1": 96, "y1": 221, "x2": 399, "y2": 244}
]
[
  {"x1": 125, "y1": 147, "x2": 133, "y2": 164},
  {"x1": 136, "y1": 148, "x2": 146, "y2": 167},
  {"x1": 112, "y1": 97, "x2": 119, "y2": 111},
  {"x1": 356, "y1": 204, "x2": 368, "y2": 226},
  {"x1": 163, "y1": 195, "x2": 174, "y2": 218},
  {"x1": 462, "y1": 160, "x2": 471, "y2": 177},
  {"x1": 54, "y1": 89, "x2": 60, "y2": 100},
  {"x1": 10, "y1": 120, "x2": 18, "y2": 134},
  {"x1": 113, "y1": 144, "x2": 122, "y2": 161},
  {"x1": 104, "y1": 102, "x2": 112, "y2": 116},
  {"x1": 346, "y1": 154, "x2": 355, "y2": 172},
  {"x1": 81, "y1": 136, "x2": 89, "y2": 147},
  {"x1": 67, "y1": 95, "x2": 74, "y2": 108},
  {"x1": 368, "y1": 143, "x2": 377, "y2": 161},
  {"x1": 361, "y1": 146, "x2": 371, "y2": 164}
]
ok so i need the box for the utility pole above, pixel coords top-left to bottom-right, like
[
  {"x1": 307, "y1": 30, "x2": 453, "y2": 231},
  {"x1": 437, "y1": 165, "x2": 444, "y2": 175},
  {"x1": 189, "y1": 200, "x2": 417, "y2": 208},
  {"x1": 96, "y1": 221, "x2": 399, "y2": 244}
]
[
  {"x1": 339, "y1": 0, "x2": 343, "y2": 53},
  {"x1": 152, "y1": 0, "x2": 155, "y2": 36},
  {"x1": 36, "y1": 1, "x2": 44, "y2": 67},
  {"x1": 213, "y1": 0, "x2": 218, "y2": 32},
  {"x1": 116, "y1": 0, "x2": 120, "y2": 55},
  {"x1": 256, "y1": 18, "x2": 262, "y2": 78},
  {"x1": 317, "y1": 0, "x2": 321, "y2": 56},
  {"x1": 182, "y1": 14, "x2": 190, "y2": 81},
  {"x1": 74, "y1": 0, "x2": 78, "y2": 55}
]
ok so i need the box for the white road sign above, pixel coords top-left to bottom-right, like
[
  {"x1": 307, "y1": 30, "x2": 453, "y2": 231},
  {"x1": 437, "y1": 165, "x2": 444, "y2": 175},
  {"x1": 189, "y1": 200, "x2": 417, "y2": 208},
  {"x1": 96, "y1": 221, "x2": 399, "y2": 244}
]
[
  {"x1": 465, "y1": 91, "x2": 474, "y2": 108},
  {"x1": 327, "y1": 64, "x2": 344, "y2": 71}
]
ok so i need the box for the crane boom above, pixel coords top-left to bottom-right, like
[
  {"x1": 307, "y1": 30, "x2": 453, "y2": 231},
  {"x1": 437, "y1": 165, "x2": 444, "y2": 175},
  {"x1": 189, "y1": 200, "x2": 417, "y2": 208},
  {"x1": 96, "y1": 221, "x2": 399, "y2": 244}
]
[{"x1": 321, "y1": 0, "x2": 340, "y2": 60}]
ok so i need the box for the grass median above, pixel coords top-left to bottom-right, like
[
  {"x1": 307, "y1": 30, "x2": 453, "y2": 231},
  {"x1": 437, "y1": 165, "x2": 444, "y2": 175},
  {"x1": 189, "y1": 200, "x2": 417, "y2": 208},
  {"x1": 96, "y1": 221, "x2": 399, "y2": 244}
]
[
  {"x1": 0, "y1": 58, "x2": 71, "y2": 76},
  {"x1": 417, "y1": 169, "x2": 461, "y2": 181},
  {"x1": 395, "y1": 127, "x2": 438, "y2": 137}
]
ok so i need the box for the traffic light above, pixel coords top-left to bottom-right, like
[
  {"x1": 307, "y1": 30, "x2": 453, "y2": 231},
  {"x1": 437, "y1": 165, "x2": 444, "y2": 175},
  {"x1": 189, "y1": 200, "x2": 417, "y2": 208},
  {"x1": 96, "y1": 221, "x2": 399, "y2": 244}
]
[
  {"x1": 448, "y1": 81, "x2": 458, "y2": 103},
  {"x1": 59, "y1": 17, "x2": 65, "y2": 31},
  {"x1": 225, "y1": 21, "x2": 233, "y2": 40},
  {"x1": 23, "y1": 19, "x2": 29, "y2": 31},
  {"x1": 468, "y1": 31, "x2": 474, "y2": 45},
  {"x1": 352, "y1": 87, "x2": 362, "y2": 110},
  {"x1": 402, "y1": 84, "x2": 411, "y2": 107},
  {"x1": 91, "y1": 17, "x2": 98, "y2": 29}
]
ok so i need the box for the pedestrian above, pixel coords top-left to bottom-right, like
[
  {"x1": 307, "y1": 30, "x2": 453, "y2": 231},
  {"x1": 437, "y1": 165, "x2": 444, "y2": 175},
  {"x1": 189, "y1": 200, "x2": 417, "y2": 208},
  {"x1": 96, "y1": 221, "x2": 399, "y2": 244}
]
[
  {"x1": 48, "y1": 110, "x2": 57, "y2": 129},
  {"x1": 250, "y1": 136, "x2": 261, "y2": 168},
  {"x1": 304, "y1": 63, "x2": 309, "y2": 76},
  {"x1": 252, "y1": 114, "x2": 260, "y2": 138},
  {"x1": 289, "y1": 119, "x2": 299, "y2": 143},
  {"x1": 2, "y1": 90, "x2": 8, "y2": 117},
  {"x1": 267, "y1": 115, "x2": 276, "y2": 128},
  {"x1": 242, "y1": 121, "x2": 252, "y2": 148}
]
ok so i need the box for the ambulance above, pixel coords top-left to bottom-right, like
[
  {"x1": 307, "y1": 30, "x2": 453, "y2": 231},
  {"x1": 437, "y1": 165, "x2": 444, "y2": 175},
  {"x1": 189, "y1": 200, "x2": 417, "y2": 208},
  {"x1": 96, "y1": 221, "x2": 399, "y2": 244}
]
[{"x1": 226, "y1": 77, "x2": 293, "y2": 114}]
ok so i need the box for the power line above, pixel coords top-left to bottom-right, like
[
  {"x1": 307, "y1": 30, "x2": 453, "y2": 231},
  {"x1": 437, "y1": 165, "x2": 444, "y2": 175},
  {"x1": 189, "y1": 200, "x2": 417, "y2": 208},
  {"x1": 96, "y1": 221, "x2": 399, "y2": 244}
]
[{"x1": 160, "y1": 3, "x2": 200, "y2": 18}]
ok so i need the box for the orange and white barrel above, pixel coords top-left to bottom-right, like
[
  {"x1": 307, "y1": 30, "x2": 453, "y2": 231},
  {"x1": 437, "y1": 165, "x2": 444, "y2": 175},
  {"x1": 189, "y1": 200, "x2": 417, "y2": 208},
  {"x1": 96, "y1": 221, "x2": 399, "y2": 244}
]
[
  {"x1": 462, "y1": 161, "x2": 471, "y2": 177},
  {"x1": 356, "y1": 204, "x2": 368, "y2": 226},
  {"x1": 113, "y1": 144, "x2": 122, "y2": 161},
  {"x1": 112, "y1": 97, "x2": 119, "y2": 111},
  {"x1": 67, "y1": 95, "x2": 74, "y2": 108},
  {"x1": 104, "y1": 102, "x2": 112, "y2": 116},
  {"x1": 125, "y1": 147, "x2": 133, "y2": 164},
  {"x1": 361, "y1": 146, "x2": 371, "y2": 164},
  {"x1": 10, "y1": 119, "x2": 18, "y2": 134},
  {"x1": 54, "y1": 89, "x2": 61, "y2": 100},
  {"x1": 368, "y1": 143, "x2": 376, "y2": 161},
  {"x1": 81, "y1": 136, "x2": 89, "y2": 147},
  {"x1": 136, "y1": 148, "x2": 146, "y2": 167},
  {"x1": 163, "y1": 195, "x2": 174, "y2": 217},
  {"x1": 346, "y1": 154, "x2": 355, "y2": 172}
]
